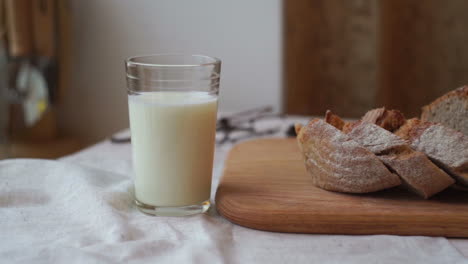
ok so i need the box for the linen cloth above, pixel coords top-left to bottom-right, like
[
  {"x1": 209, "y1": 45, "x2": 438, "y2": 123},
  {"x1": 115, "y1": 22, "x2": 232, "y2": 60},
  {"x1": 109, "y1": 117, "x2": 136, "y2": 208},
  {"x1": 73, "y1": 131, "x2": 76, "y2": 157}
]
[{"x1": 1, "y1": 116, "x2": 468, "y2": 263}]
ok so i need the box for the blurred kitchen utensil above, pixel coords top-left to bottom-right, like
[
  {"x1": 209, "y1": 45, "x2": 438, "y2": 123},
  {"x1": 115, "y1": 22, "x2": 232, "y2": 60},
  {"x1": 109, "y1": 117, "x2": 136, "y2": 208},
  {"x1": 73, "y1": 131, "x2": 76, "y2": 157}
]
[
  {"x1": 216, "y1": 106, "x2": 273, "y2": 131},
  {"x1": 110, "y1": 133, "x2": 131, "y2": 143},
  {"x1": 15, "y1": 60, "x2": 49, "y2": 127},
  {"x1": 5, "y1": 0, "x2": 52, "y2": 130},
  {"x1": 216, "y1": 106, "x2": 281, "y2": 144}
]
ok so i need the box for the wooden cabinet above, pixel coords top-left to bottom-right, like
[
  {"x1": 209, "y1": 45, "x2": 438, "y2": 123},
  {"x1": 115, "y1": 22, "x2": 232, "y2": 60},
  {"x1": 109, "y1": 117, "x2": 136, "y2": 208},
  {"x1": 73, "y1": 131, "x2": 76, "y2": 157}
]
[{"x1": 284, "y1": 0, "x2": 468, "y2": 117}]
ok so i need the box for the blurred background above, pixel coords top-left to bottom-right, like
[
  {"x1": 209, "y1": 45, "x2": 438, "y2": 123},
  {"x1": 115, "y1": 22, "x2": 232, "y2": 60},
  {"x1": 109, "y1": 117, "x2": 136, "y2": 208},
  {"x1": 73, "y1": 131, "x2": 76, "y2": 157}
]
[{"x1": 1, "y1": 0, "x2": 468, "y2": 159}]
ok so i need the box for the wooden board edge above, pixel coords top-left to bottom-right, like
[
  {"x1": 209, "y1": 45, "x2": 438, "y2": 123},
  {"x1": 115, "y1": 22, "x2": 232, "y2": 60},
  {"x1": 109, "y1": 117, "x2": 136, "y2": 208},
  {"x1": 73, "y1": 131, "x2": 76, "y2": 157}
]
[{"x1": 215, "y1": 193, "x2": 468, "y2": 238}]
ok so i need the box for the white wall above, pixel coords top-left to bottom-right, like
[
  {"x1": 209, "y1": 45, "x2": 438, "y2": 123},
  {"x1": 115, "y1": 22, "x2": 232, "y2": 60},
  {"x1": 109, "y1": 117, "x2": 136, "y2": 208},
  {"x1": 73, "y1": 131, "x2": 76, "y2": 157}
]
[{"x1": 60, "y1": 0, "x2": 282, "y2": 143}]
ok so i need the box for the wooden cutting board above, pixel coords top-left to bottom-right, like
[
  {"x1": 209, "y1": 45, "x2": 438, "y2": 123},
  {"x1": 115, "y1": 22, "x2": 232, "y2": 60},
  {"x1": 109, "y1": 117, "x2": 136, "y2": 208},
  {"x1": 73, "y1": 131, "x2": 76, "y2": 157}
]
[{"x1": 215, "y1": 138, "x2": 468, "y2": 237}]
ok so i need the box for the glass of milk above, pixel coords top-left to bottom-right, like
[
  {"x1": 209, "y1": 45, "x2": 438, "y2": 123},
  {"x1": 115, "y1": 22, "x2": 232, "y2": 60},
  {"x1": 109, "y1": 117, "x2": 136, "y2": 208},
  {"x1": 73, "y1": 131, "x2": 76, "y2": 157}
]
[{"x1": 125, "y1": 54, "x2": 221, "y2": 216}]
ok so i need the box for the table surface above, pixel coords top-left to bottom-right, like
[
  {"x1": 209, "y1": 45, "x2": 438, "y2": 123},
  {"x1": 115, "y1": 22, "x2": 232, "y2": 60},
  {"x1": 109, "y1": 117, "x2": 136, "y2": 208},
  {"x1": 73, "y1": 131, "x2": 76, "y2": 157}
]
[{"x1": 1, "y1": 116, "x2": 467, "y2": 264}]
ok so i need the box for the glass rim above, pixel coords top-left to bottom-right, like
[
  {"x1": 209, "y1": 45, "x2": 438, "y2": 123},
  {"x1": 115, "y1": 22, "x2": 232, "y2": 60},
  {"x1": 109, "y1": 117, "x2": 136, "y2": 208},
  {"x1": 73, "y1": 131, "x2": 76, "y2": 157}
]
[{"x1": 125, "y1": 53, "x2": 221, "y2": 68}]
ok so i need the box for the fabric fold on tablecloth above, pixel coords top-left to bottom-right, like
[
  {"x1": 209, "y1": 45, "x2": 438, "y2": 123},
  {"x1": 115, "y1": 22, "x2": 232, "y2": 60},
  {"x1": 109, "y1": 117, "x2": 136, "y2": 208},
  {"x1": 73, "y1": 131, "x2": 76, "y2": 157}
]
[
  {"x1": 0, "y1": 159, "x2": 235, "y2": 263},
  {"x1": 1, "y1": 158, "x2": 467, "y2": 264}
]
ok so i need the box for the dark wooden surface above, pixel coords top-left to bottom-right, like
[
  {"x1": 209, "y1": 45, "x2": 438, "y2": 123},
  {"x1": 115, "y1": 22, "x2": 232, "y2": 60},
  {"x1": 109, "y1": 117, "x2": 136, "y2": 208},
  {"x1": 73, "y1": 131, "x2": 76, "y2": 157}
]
[
  {"x1": 284, "y1": 0, "x2": 378, "y2": 117},
  {"x1": 377, "y1": 0, "x2": 468, "y2": 117},
  {"x1": 284, "y1": 0, "x2": 468, "y2": 118}
]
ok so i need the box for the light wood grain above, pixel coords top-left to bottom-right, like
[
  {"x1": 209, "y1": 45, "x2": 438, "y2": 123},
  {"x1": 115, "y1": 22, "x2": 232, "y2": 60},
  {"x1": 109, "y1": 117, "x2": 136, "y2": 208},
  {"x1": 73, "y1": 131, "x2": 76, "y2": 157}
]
[{"x1": 215, "y1": 138, "x2": 468, "y2": 237}]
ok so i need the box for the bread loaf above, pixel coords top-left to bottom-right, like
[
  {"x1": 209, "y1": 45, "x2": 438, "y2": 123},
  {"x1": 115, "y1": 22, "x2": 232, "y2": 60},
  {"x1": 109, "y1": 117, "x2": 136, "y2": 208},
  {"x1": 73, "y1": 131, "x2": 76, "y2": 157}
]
[
  {"x1": 421, "y1": 85, "x2": 468, "y2": 135},
  {"x1": 297, "y1": 86, "x2": 467, "y2": 198},
  {"x1": 296, "y1": 119, "x2": 401, "y2": 193}
]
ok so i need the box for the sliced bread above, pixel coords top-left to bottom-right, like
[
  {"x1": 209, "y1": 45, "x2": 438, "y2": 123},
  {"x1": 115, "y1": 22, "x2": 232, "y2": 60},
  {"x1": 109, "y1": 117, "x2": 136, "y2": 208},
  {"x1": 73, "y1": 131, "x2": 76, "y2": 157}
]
[
  {"x1": 395, "y1": 118, "x2": 468, "y2": 187},
  {"x1": 361, "y1": 107, "x2": 406, "y2": 132},
  {"x1": 296, "y1": 119, "x2": 401, "y2": 193},
  {"x1": 421, "y1": 85, "x2": 468, "y2": 135},
  {"x1": 326, "y1": 111, "x2": 454, "y2": 198},
  {"x1": 347, "y1": 121, "x2": 455, "y2": 198},
  {"x1": 328, "y1": 107, "x2": 407, "y2": 134}
]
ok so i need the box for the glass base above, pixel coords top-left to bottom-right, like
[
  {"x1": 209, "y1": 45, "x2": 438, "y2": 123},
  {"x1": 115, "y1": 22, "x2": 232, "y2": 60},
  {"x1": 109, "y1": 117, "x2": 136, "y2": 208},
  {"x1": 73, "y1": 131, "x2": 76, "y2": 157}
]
[{"x1": 134, "y1": 199, "x2": 211, "y2": 216}]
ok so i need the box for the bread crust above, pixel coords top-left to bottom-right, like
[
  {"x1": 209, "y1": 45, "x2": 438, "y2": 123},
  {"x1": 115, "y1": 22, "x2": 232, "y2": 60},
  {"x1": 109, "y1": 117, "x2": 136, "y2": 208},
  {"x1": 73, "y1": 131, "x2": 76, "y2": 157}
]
[
  {"x1": 346, "y1": 121, "x2": 408, "y2": 155},
  {"x1": 325, "y1": 110, "x2": 345, "y2": 131},
  {"x1": 421, "y1": 85, "x2": 468, "y2": 118},
  {"x1": 327, "y1": 107, "x2": 406, "y2": 134},
  {"x1": 347, "y1": 122, "x2": 455, "y2": 198},
  {"x1": 421, "y1": 85, "x2": 468, "y2": 134},
  {"x1": 361, "y1": 107, "x2": 406, "y2": 132},
  {"x1": 395, "y1": 118, "x2": 468, "y2": 186},
  {"x1": 324, "y1": 112, "x2": 454, "y2": 198},
  {"x1": 296, "y1": 119, "x2": 401, "y2": 193}
]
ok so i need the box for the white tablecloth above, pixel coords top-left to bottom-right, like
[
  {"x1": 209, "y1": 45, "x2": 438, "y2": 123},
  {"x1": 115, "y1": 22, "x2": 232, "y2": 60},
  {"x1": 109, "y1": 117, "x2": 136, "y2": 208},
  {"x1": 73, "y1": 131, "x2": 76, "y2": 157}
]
[{"x1": 1, "y1": 116, "x2": 468, "y2": 263}]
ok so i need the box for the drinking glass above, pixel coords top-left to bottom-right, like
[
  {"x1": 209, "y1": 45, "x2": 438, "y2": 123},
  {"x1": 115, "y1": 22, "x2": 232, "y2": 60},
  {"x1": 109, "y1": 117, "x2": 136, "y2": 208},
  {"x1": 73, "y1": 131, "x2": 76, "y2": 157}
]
[{"x1": 125, "y1": 54, "x2": 221, "y2": 216}]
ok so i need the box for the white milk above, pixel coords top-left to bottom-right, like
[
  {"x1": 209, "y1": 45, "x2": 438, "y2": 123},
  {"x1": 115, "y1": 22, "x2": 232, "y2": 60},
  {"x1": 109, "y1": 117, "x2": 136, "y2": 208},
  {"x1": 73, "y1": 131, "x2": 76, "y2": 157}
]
[{"x1": 128, "y1": 91, "x2": 218, "y2": 207}]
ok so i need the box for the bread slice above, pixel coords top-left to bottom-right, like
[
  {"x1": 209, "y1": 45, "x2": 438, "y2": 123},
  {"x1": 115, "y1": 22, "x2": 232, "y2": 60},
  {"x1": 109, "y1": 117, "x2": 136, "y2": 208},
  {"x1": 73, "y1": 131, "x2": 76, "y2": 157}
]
[
  {"x1": 326, "y1": 111, "x2": 407, "y2": 154},
  {"x1": 395, "y1": 118, "x2": 468, "y2": 186},
  {"x1": 325, "y1": 111, "x2": 454, "y2": 198},
  {"x1": 327, "y1": 108, "x2": 406, "y2": 134},
  {"x1": 346, "y1": 121, "x2": 408, "y2": 154},
  {"x1": 346, "y1": 121, "x2": 455, "y2": 198},
  {"x1": 296, "y1": 119, "x2": 401, "y2": 193},
  {"x1": 421, "y1": 85, "x2": 468, "y2": 135},
  {"x1": 361, "y1": 107, "x2": 406, "y2": 132},
  {"x1": 324, "y1": 110, "x2": 345, "y2": 131},
  {"x1": 325, "y1": 110, "x2": 359, "y2": 134}
]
